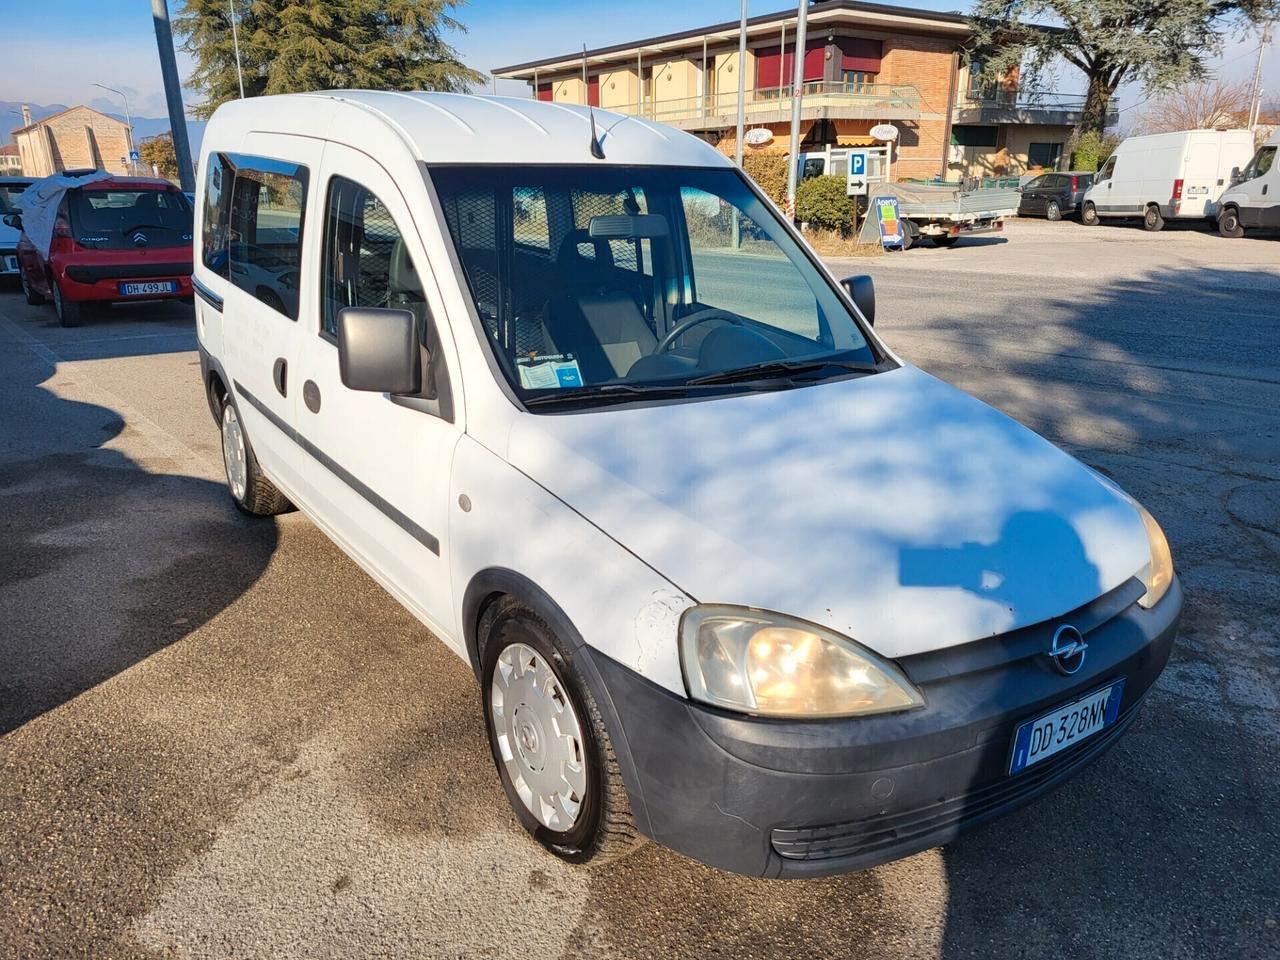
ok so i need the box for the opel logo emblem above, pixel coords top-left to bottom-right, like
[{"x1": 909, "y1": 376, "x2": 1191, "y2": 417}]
[{"x1": 1048, "y1": 624, "x2": 1088, "y2": 676}]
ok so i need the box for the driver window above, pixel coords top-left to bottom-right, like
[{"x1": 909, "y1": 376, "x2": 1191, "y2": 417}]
[
  {"x1": 1096, "y1": 156, "x2": 1116, "y2": 182},
  {"x1": 321, "y1": 176, "x2": 429, "y2": 341},
  {"x1": 681, "y1": 187, "x2": 820, "y2": 342}
]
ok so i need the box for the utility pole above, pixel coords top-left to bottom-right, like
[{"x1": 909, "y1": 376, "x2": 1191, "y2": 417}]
[
  {"x1": 1247, "y1": 20, "x2": 1273, "y2": 131},
  {"x1": 92, "y1": 83, "x2": 135, "y2": 174},
  {"x1": 152, "y1": 0, "x2": 195, "y2": 192},
  {"x1": 784, "y1": 0, "x2": 810, "y2": 221},
  {"x1": 732, "y1": 0, "x2": 747, "y2": 248},
  {"x1": 228, "y1": 0, "x2": 246, "y2": 99}
]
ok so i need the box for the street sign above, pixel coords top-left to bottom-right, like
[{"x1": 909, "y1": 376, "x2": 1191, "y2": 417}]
[
  {"x1": 129, "y1": 149, "x2": 140, "y2": 162},
  {"x1": 846, "y1": 149, "x2": 869, "y2": 196},
  {"x1": 874, "y1": 196, "x2": 904, "y2": 249}
]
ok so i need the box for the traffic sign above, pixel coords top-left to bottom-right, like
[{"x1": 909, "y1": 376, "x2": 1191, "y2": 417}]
[
  {"x1": 846, "y1": 149, "x2": 869, "y2": 196},
  {"x1": 129, "y1": 149, "x2": 140, "y2": 162}
]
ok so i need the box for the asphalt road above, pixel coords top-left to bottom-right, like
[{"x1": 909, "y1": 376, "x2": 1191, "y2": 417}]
[{"x1": 2, "y1": 219, "x2": 1278, "y2": 959}]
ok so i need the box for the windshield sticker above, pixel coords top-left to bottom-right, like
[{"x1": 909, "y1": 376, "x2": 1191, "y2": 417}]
[{"x1": 518, "y1": 354, "x2": 584, "y2": 390}]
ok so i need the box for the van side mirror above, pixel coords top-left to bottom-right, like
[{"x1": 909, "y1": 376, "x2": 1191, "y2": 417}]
[
  {"x1": 337, "y1": 307, "x2": 422, "y2": 395},
  {"x1": 2, "y1": 213, "x2": 22, "y2": 231},
  {"x1": 841, "y1": 275, "x2": 876, "y2": 326},
  {"x1": 1230, "y1": 166, "x2": 1243, "y2": 184}
]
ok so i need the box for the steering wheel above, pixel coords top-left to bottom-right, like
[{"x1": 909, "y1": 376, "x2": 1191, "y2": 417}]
[{"x1": 655, "y1": 307, "x2": 745, "y2": 354}]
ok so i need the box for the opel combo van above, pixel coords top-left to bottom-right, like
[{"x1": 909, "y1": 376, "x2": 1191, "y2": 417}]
[{"x1": 194, "y1": 92, "x2": 1180, "y2": 878}]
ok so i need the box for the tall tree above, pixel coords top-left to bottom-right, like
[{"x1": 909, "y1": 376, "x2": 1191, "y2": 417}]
[
  {"x1": 177, "y1": 0, "x2": 484, "y2": 119},
  {"x1": 139, "y1": 132, "x2": 179, "y2": 179},
  {"x1": 968, "y1": 0, "x2": 1280, "y2": 138}
]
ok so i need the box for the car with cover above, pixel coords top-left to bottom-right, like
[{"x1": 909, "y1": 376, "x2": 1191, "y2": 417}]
[
  {"x1": 8, "y1": 172, "x2": 194, "y2": 325},
  {"x1": 194, "y1": 92, "x2": 1181, "y2": 878}
]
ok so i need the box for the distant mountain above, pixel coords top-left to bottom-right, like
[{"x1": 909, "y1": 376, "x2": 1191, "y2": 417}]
[{"x1": 2, "y1": 100, "x2": 205, "y2": 164}]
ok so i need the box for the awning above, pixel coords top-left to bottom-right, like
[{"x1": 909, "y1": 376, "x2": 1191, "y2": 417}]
[{"x1": 837, "y1": 135, "x2": 879, "y2": 146}]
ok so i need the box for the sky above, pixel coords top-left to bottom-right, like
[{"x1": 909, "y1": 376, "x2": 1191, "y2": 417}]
[{"x1": 1, "y1": 0, "x2": 1276, "y2": 127}]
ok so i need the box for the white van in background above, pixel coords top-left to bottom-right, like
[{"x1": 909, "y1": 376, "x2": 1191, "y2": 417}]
[
  {"x1": 1215, "y1": 131, "x2": 1280, "y2": 237},
  {"x1": 1081, "y1": 129, "x2": 1256, "y2": 231}
]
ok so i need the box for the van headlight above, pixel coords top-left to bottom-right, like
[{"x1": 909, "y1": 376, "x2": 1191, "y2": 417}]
[
  {"x1": 679, "y1": 605, "x2": 924, "y2": 718},
  {"x1": 1135, "y1": 502, "x2": 1173, "y2": 609}
]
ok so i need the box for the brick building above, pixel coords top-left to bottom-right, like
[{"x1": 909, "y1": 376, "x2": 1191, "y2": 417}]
[
  {"x1": 12, "y1": 105, "x2": 134, "y2": 179},
  {"x1": 494, "y1": 0, "x2": 1112, "y2": 182}
]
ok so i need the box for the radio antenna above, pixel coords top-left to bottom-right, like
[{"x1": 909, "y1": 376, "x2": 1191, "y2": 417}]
[{"x1": 583, "y1": 44, "x2": 605, "y2": 159}]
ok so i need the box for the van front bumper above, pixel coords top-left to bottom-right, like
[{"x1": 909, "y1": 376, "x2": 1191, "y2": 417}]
[{"x1": 586, "y1": 576, "x2": 1181, "y2": 878}]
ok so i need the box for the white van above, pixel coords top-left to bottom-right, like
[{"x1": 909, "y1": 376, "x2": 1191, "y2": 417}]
[
  {"x1": 1215, "y1": 131, "x2": 1279, "y2": 237},
  {"x1": 194, "y1": 92, "x2": 1181, "y2": 878},
  {"x1": 1081, "y1": 128, "x2": 1255, "y2": 230}
]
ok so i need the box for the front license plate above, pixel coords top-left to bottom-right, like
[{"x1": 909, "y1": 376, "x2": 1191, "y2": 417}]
[
  {"x1": 1009, "y1": 678, "x2": 1125, "y2": 774},
  {"x1": 119, "y1": 281, "x2": 178, "y2": 296}
]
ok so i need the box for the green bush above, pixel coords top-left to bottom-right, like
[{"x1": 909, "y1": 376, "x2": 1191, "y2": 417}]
[
  {"x1": 1071, "y1": 130, "x2": 1123, "y2": 172},
  {"x1": 742, "y1": 152, "x2": 788, "y2": 206},
  {"x1": 795, "y1": 175, "x2": 856, "y2": 232}
]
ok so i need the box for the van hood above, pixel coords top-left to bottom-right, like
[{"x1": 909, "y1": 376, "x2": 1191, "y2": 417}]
[{"x1": 507, "y1": 365, "x2": 1151, "y2": 658}]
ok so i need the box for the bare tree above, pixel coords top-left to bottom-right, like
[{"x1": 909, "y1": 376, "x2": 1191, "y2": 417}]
[{"x1": 1133, "y1": 77, "x2": 1253, "y2": 133}]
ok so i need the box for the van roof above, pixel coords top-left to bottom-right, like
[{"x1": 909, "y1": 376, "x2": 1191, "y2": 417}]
[{"x1": 210, "y1": 91, "x2": 731, "y2": 168}]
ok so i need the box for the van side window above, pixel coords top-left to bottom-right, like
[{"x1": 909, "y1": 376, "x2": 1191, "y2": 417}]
[
  {"x1": 1096, "y1": 156, "x2": 1117, "y2": 182},
  {"x1": 226, "y1": 154, "x2": 309, "y2": 321},
  {"x1": 201, "y1": 153, "x2": 233, "y2": 277},
  {"x1": 321, "y1": 176, "x2": 429, "y2": 340}
]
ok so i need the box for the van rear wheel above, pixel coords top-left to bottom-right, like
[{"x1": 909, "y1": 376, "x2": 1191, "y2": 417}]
[
  {"x1": 1218, "y1": 208, "x2": 1245, "y2": 238},
  {"x1": 1082, "y1": 202, "x2": 1099, "y2": 226},
  {"x1": 480, "y1": 596, "x2": 641, "y2": 866},
  {"x1": 1143, "y1": 205, "x2": 1165, "y2": 232},
  {"x1": 219, "y1": 398, "x2": 292, "y2": 516}
]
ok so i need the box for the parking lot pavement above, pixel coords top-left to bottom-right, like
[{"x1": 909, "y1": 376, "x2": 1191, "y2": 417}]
[{"x1": 1, "y1": 218, "x2": 1278, "y2": 960}]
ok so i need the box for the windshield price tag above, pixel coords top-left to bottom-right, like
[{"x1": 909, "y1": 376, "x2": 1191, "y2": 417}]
[
  {"x1": 874, "y1": 196, "x2": 904, "y2": 249},
  {"x1": 518, "y1": 355, "x2": 584, "y2": 390}
]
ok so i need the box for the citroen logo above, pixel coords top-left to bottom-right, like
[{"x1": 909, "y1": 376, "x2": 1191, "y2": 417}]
[
  {"x1": 1048, "y1": 624, "x2": 1088, "y2": 676},
  {"x1": 132, "y1": 231, "x2": 147, "y2": 247}
]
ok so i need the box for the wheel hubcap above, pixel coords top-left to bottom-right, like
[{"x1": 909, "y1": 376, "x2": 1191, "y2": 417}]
[
  {"x1": 221, "y1": 404, "x2": 248, "y2": 502},
  {"x1": 490, "y1": 642, "x2": 587, "y2": 832}
]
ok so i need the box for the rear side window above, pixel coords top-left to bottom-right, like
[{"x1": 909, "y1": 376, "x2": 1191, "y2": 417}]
[
  {"x1": 201, "y1": 154, "x2": 233, "y2": 275},
  {"x1": 225, "y1": 154, "x2": 309, "y2": 320},
  {"x1": 321, "y1": 176, "x2": 429, "y2": 340}
]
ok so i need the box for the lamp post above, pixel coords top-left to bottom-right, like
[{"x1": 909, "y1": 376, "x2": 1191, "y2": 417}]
[
  {"x1": 784, "y1": 0, "x2": 810, "y2": 221},
  {"x1": 92, "y1": 82, "x2": 135, "y2": 174}
]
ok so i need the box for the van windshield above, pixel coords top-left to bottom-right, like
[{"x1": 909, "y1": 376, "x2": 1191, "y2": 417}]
[
  {"x1": 1242, "y1": 146, "x2": 1276, "y2": 181},
  {"x1": 429, "y1": 165, "x2": 882, "y2": 409}
]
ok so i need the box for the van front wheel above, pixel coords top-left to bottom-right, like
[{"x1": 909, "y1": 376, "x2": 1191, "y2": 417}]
[
  {"x1": 481, "y1": 597, "x2": 641, "y2": 866},
  {"x1": 1082, "y1": 202, "x2": 1099, "y2": 226},
  {"x1": 1143, "y1": 205, "x2": 1165, "y2": 232},
  {"x1": 1218, "y1": 208, "x2": 1245, "y2": 238}
]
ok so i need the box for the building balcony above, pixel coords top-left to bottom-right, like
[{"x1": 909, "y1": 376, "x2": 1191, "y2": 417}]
[
  {"x1": 614, "y1": 82, "x2": 922, "y2": 132},
  {"x1": 952, "y1": 90, "x2": 1119, "y2": 128}
]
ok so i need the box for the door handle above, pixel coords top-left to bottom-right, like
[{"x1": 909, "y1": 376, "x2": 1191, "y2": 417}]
[
  {"x1": 1264, "y1": 185, "x2": 1270, "y2": 195},
  {"x1": 272, "y1": 357, "x2": 287, "y2": 397}
]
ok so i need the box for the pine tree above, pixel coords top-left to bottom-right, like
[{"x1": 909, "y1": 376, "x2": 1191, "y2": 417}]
[
  {"x1": 177, "y1": 0, "x2": 485, "y2": 119},
  {"x1": 969, "y1": 0, "x2": 1280, "y2": 139}
]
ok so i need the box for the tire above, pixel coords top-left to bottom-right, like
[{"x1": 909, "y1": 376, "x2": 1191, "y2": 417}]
[
  {"x1": 900, "y1": 221, "x2": 915, "y2": 251},
  {"x1": 51, "y1": 279, "x2": 83, "y2": 327},
  {"x1": 219, "y1": 396, "x2": 292, "y2": 516},
  {"x1": 480, "y1": 596, "x2": 641, "y2": 866},
  {"x1": 1082, "y1": 202, "x2": 1099, "y2": 226},
  {"x1": 1143, "y1": 205, "x2": 1165, "y2": 232},
  {"x1": 1218, "y1": 208, "x2": 1244, "y2": 238},
  {"x1": 20, "y1": 269, "x2": 45, "y2": 305},
  {"x1": 932, "y1": 235, "x2": 958, "y2": 248},
  {"x1": 1045, "y1": 200, "x2": 1062, "y2": 222}
]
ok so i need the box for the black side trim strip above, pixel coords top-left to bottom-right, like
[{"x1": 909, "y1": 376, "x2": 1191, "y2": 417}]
[
  {"x1": 232, "y1": 380, "x2": 440, "y2": 556},
  {"x1": 192, "y1": 277, "x2": 224, "y2": 312}
]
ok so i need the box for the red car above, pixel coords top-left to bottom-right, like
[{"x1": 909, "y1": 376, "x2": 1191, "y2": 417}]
[{"x1": 13, "y1": 175, "x2": 194, "y2": 326}]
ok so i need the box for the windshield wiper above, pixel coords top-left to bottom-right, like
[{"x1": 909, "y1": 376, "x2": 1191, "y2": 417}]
[
  {"x1": 522, "y1": 382, "x2": 707, "y2": 408},
  {"x1": 686, "y1": 358, "x2": 879, "y2": 386}
]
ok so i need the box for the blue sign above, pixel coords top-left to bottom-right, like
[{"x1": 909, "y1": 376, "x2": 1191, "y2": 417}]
[
  {"x1": 129, "y1": 149, "x2": 140, "y2": 162},
  {"x1": 849, "y1": 151, "x2": 866, "y2": 177},
  {"x1": 874, "y1": 196, "x2": 904, "y2": 249}
]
